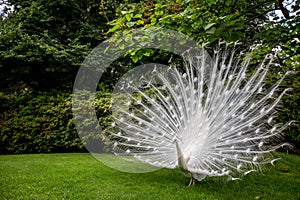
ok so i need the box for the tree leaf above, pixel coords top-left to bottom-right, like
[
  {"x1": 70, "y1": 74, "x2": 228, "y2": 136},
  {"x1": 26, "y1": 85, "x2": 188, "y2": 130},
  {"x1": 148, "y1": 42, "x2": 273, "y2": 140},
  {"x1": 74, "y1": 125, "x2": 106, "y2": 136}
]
[
  {"x1": 205, "y1": 22, "x2": 216, "y2": 30},
  {"x1": 132, "y1": 54, "x2": 139, "y2": 63}
]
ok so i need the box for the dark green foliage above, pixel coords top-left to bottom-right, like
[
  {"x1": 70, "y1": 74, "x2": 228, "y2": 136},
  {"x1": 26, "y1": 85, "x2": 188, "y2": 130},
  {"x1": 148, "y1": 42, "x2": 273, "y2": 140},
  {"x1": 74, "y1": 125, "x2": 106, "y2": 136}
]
[
  {"x1": 0, "y1": 0, "x2": 119, "y2": 90},
  {"x1": 280, "y1": 72, "x2": 300, "y2": 148},
  {"x1": 0, "y1": 85, "x2": 112, "y2": 154},
  {"x1": 0, "y1": 87, "x2": 80, "y2": 153}
]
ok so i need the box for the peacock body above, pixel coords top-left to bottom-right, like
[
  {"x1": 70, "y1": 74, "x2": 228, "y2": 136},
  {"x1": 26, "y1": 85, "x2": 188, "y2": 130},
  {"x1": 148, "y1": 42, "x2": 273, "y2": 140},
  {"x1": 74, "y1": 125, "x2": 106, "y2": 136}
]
[{"x1": 110, "y1": 45, "x2": 292, "y2": 184}]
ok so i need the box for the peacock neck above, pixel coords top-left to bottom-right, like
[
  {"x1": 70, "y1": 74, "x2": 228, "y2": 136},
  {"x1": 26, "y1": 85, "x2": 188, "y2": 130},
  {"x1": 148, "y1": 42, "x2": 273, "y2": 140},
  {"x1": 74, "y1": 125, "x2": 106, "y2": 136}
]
[{"x1": 174, "y1": 140, "x2": 189, "y2": 171}]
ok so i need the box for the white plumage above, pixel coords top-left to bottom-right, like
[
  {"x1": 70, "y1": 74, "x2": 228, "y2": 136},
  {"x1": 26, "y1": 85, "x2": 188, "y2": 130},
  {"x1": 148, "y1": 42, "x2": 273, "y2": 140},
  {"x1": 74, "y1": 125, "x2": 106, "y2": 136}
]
[{"x1": 110, "y1": 45, "x2": 291, "y2": 185}]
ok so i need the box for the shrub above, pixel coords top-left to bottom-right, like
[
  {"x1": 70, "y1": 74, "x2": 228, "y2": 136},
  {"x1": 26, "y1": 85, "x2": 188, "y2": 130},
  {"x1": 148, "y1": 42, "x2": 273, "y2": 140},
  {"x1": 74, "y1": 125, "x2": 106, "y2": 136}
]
[
  {"x1": 0, "y1": 79, "x2": 298, "y2": 154},
  {"x1": 0, "y1": 85, "x2": 112, "y2": 154},
  {"x1": 0, "y1": 88, "x2": 80, "y2": 154}
]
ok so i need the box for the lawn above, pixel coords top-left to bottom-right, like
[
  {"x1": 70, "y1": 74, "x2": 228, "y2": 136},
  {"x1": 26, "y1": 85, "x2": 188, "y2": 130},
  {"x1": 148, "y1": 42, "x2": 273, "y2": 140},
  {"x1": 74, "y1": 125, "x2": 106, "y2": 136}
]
[{"x1": 0, "y1": 152, "x2": 299, "y2": 200}]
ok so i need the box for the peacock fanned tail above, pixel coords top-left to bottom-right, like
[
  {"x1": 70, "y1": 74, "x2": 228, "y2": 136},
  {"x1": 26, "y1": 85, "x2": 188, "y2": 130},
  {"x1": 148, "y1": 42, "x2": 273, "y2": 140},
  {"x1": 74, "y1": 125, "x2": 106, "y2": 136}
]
[{"x1": 110, "y1": 45, "x2": 293, "y2": 181}]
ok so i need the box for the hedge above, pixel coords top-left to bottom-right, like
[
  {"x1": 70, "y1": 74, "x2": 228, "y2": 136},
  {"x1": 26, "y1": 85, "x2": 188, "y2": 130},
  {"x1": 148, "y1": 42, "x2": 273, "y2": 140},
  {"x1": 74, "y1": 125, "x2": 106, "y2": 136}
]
[
  {"x1": 0, "y1": 80, "x2": 299, "y2": 154},
  {"x1": 0, "y1": 85, "x2": 112, "y2": 154}
]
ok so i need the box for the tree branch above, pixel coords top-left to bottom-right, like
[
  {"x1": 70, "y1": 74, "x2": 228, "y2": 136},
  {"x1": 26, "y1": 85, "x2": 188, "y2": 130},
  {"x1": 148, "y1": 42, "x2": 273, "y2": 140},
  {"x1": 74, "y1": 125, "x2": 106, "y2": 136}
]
[
  {"x1": 233, "y1": 0, "x2": 271, "y2": 20},
  {"x1": 275, "y1": 0, "x2": 290, "y2": 19},
  {"x1": 101, "y1": 0, "x2": 110, "y2": 22}
]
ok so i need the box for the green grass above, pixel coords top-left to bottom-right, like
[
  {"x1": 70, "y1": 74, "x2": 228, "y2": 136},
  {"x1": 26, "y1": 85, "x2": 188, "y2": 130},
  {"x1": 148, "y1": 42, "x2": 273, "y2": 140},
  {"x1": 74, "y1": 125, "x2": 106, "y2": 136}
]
[{"x1": 0, "y1": 153, "x2": 299, "y2": 200}]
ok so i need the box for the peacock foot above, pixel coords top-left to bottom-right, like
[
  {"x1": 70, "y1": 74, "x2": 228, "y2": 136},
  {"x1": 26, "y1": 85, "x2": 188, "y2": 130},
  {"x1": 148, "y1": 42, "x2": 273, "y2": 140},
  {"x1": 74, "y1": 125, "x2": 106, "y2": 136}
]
[{"x1": 187, "y1": 177, "x2": 195, "y2": 186}]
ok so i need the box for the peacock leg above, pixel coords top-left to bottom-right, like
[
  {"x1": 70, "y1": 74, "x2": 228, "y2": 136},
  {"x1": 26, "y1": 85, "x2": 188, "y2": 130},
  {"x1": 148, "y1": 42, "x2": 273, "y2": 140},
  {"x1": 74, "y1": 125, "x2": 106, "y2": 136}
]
[{"x1": 187, "y1": 177, "x2": 195, "y2": 186}]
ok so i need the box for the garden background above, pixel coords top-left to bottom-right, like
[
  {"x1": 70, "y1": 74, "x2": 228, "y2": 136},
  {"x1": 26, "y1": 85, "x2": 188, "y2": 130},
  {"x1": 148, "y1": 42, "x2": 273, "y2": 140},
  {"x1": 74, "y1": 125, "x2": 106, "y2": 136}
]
[{"x1": 0, "y1": 0, "x2": 299, "y2": 154}]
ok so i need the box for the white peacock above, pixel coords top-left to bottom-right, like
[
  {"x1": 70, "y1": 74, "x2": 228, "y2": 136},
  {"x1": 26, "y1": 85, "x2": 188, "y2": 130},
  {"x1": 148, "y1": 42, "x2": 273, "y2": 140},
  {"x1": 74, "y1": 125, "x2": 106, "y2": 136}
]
[{"x1": 109, "y1": 45, "x2": 292, "y2": 186}]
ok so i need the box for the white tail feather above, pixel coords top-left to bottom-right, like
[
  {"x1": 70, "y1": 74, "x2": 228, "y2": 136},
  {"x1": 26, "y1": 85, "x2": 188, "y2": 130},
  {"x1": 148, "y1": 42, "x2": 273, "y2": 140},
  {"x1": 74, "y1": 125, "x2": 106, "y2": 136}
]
[{"x1": 110, "y1": 46, "x2": 291, "y2": 181}]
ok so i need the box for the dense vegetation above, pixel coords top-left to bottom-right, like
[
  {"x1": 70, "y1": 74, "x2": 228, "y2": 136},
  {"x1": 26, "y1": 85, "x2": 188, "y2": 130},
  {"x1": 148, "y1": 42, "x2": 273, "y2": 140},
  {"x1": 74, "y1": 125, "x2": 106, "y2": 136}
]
[{"x1": 0, "y1": 0, "x2": 299, "y2": 154}]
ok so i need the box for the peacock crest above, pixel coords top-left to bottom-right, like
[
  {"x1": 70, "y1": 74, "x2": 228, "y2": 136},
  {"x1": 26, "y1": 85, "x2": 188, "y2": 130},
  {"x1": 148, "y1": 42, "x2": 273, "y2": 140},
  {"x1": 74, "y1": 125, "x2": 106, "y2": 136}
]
[{"x1": 109, "y1": 44, "x2": 292, "y2": 185}]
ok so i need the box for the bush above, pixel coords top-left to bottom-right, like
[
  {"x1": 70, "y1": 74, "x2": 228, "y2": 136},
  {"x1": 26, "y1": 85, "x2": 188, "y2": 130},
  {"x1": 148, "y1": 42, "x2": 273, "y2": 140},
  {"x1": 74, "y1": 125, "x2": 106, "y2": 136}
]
[
  {"x1": 0, "y1": 85, "x2": 112, "y2": 154},
  {"x1": 0, "y1": 78, "x2": 298, "y2": 154},
  {"x1": 279, "y1": 72, "x2": 300, "y2": 149},
  {"x1": 0, "y1": 88, "x2": 78, "y2": 153}
]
